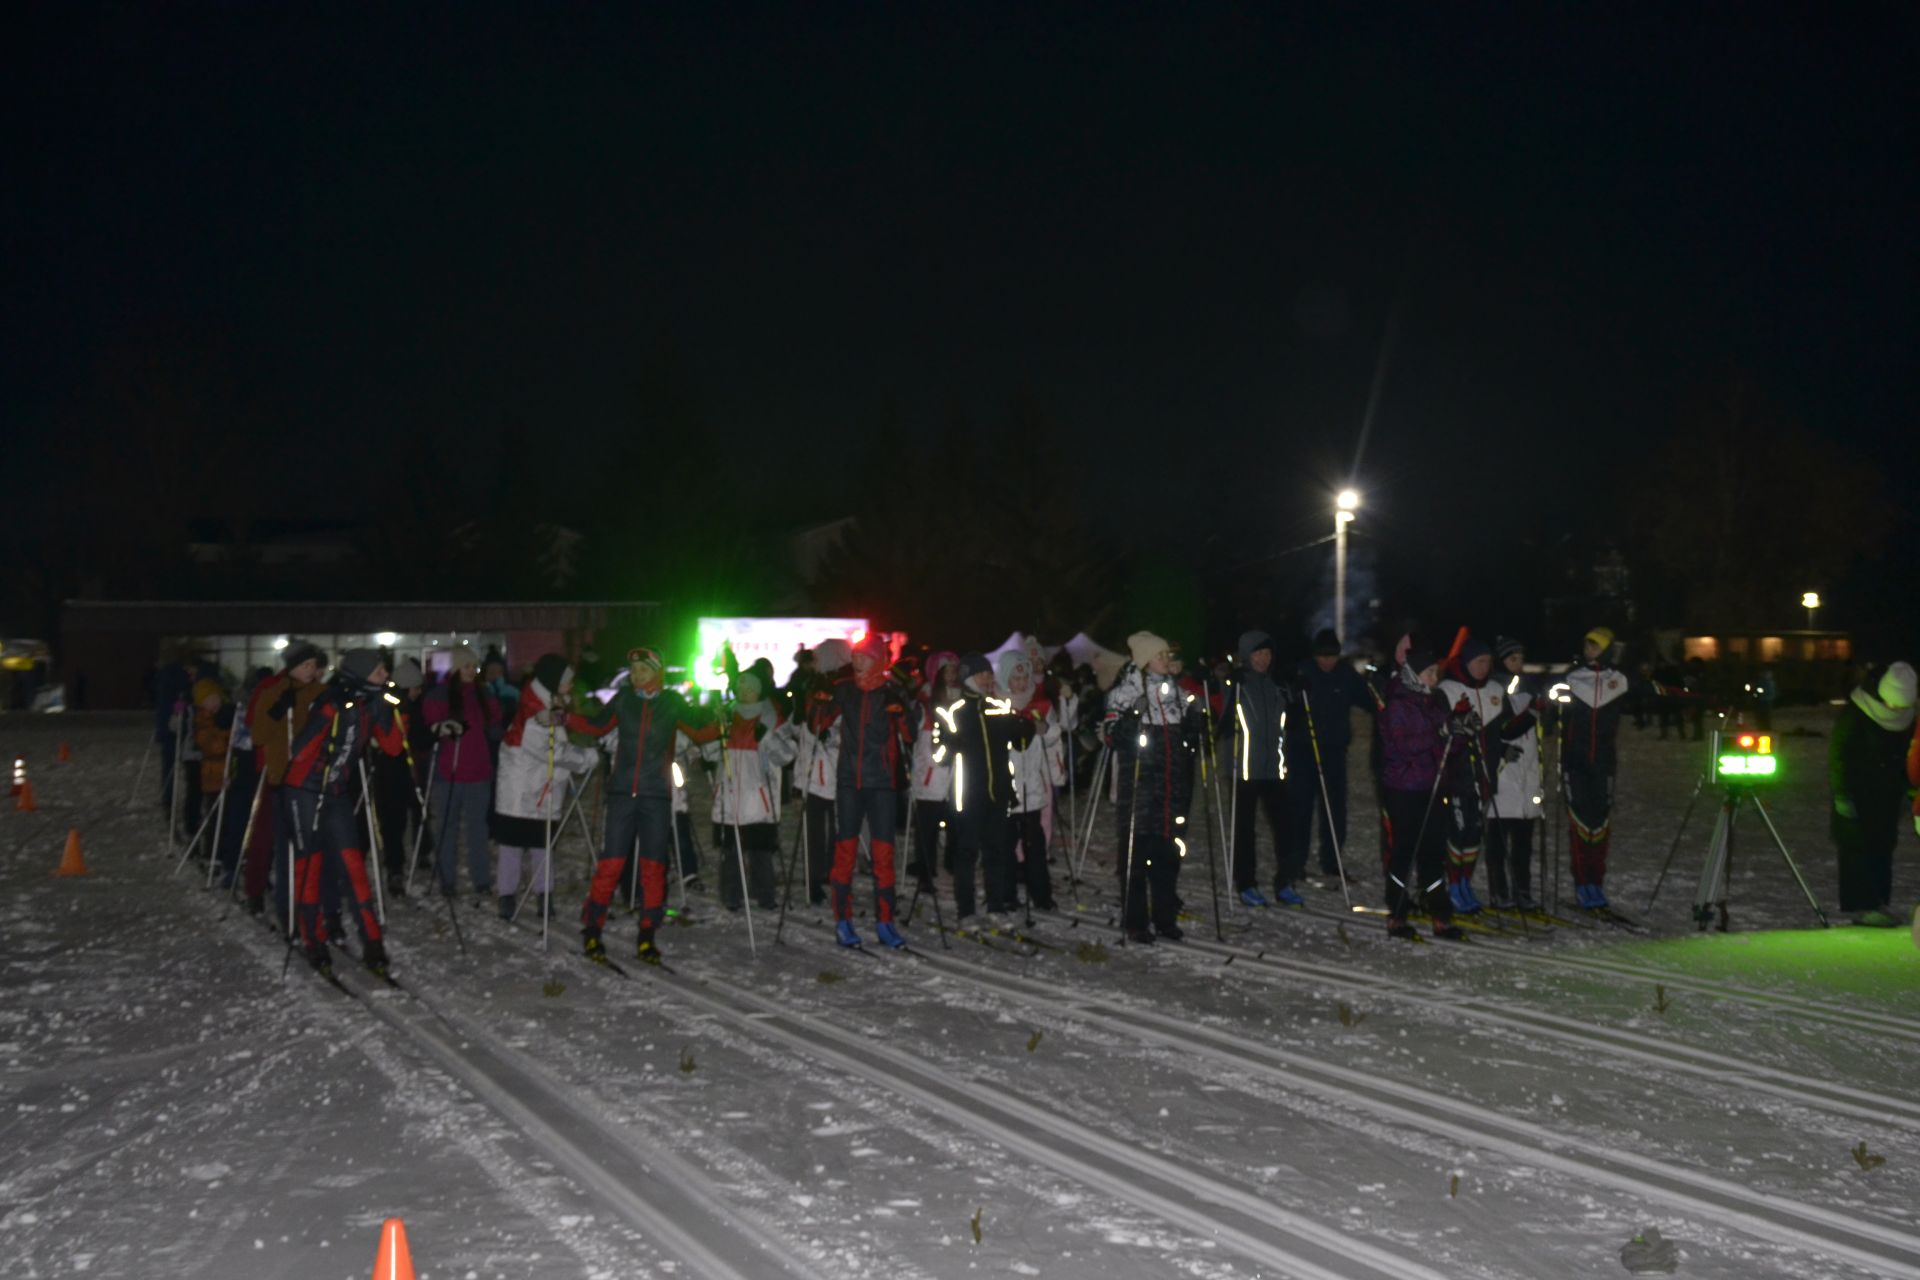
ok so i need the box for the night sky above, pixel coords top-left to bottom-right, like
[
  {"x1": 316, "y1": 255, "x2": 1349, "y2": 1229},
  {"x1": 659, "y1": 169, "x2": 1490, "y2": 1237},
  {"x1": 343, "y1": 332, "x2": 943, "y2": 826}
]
[{"x1": 5, "y1": 4, "x2": 1916, "y2": 649}]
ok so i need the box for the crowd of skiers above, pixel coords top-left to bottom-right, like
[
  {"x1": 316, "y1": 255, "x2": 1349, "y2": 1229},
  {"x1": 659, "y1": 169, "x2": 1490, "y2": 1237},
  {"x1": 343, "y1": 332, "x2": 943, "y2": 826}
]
[{"x1": 150, "y1": 622, "x2": 1920, "y2": 978}]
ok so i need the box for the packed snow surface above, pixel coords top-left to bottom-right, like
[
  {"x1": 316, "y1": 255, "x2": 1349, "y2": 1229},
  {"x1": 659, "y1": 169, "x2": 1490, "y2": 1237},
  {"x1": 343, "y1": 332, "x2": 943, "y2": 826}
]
[{"x1": 2, "y1": 709, "x2": 1916, "y2": 1278}]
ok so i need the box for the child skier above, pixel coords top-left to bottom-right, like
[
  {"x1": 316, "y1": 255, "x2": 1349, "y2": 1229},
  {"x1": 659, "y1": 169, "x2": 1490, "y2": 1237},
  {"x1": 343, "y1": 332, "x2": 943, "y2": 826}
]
[
  {"x1": 1485, "y1": 637, "x2": 1545, "y2": 911},
  {"x1": 1377, "y1": 641, "x2": 1465, "y2": 941},
  {"x1": 1437, "y1": 635, "x2": 1505, "y2": 914},
  {"x1": 1103, "y1": 632, "x2": 1203, "y2": 944},
  {"x1": 492, "y1": 655, "x2": 599, "y2": 923},
  {"x1": 999, "y1": 651, "x2": 1062, "y2": 914},
  {"x1": 706, "y1": 670, "x2": 793, "y2": 915}
]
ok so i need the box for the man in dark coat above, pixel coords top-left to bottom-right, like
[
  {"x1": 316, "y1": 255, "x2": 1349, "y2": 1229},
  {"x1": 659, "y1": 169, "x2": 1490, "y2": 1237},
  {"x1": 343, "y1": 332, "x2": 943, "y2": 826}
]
[{"x1": 1829, "y1": 662, "x2": 1916, "y2": 927}]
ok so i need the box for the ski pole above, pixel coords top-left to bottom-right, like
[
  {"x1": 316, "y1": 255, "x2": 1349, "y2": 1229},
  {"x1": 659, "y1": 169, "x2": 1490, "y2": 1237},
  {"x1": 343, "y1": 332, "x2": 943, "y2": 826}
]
[
  {"x1": 1194, "y1": 683, "x2": 1224, "y2": 939},
  {"x1": 358, "y1": 761, "x2": 387, "y2": 927},
  {"x1": 405, "y1": 740, "x2": 440, "y2": 892},
  {"x1": 1119, "y1": 737, "x2": 1142, "y2": 942},
  {"x1": 718, "y1": 701, "x2": 758, "y2": 957},
  {"x1": 172, "y1": 791, "x2": 221, "y2": 877},
  {"x1": 168, "y1": 707, "x2": 186, "y2": 857},
  {"x1": 1303, "y1": 697, "x2": 1354, "y2": 913},
  {"x1": 128, "y1": 737, "x2": 153, "y2": 808},
  {"x1": 1071, "y1": 742, "x2": 1110, "y2": 890},
  {"x1": 204, "y1": 726, "x2": 239, "y2": 888},
  {"x1": 226, "y1": 770, "x2": 270, "y2": 906}
]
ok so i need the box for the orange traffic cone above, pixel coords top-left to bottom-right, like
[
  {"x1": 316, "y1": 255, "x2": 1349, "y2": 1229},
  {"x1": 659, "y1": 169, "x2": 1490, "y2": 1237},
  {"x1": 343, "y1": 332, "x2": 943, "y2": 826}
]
[
  {"x1": 17, "y1": 780, "x2": 37, "y2": 813},
  {"x1": 369, "y1": 1217, "x2": 415, "y2": 1280},
  {"x1": 52, "y1": 829, "x2": 89, "y2": 877},
  {"x1": 57, "y1": 742, "x2": 72, "y2": 763}
]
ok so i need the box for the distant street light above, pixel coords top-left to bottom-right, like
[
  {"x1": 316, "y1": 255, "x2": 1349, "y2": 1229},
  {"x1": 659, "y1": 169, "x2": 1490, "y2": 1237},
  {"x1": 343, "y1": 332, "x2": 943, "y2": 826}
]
[
  {"x1": 1801, "y1": 591, "x2": 1821, "y2": 631},
  {"x1": 1334, "y1": 489, "x2": 1360, "y2": 647}
]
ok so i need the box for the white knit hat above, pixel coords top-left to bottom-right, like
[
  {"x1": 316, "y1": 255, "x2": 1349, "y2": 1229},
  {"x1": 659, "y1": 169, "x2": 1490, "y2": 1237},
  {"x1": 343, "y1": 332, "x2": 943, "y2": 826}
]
[
  {"x1": 1127, "y1": 631, "x2": 1171, "y2": 667},
  {"x1": 1879, "y1": 661, "x2": 1917, "y2": 710}
]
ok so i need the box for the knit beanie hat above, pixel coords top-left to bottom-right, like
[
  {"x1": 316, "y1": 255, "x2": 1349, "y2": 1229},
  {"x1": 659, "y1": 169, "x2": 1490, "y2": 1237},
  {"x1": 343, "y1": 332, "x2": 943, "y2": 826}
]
[
  {"x1": 995, "y1": 651, "x2": 1033, "y2": 688},
  {"x1": 1880, "y1": 661, "x2": 1917, "y2": 710},
  {"x1": 1585, "y1": 626, "x2": 1616, "y2": 653},
  {"x1": 1311, "y1": 628, "x2": 1341, "y2": 657},
  {"x1": 959, "y1": 652, "x2": 992, "y2": 681},
  {"x1": 393, "y1": 657, "x2": 425, "y2": 690},
  {"x1": 852, "y1": 632, "x2": 889, "y2": 666},
  {"x1": 1495, "y1": 635, "x2": 1526, "y2": 661},
  {"x1": 446, "y1": 645, "x2": 480, "y2": 676},
  {"x1": 1127, "y1": 631, "x2": 1171, "y2": 667},
  {"x1": 1404, "y1": 643, "x2": 1440, "y2": 678},
  {"x1": 1457, "y1": 636, "x2": 1492, "y2": 668},
  {"x1": 814, "y1": 638, "x2": 853, "y2": 674},
  {"x1": 337, "y1": 648, "x2": 385, "y2": 687},
  {"x1": 532, "y1": 654, "x2": 571, "y2": 699}
]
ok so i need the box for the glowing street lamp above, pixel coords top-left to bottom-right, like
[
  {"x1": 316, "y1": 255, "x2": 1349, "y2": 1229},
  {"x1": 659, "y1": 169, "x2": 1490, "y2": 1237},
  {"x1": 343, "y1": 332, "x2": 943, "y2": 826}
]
[
  {"x1": 1801, "y1": 591, "x2": 1820, "y2": 630},
  {"x1": 1334, "y1": 489, "x2": 1360, "y2": 649}
]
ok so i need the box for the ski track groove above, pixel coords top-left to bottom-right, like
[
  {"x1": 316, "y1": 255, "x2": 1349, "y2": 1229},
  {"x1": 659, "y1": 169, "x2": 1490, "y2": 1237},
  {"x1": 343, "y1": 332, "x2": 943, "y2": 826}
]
[
  {"x1": 1278, "y1": 897, "x2": 1920, "y2": 1042},
  {"x1": 194, "y1": 894, "x2": 833, "y2": 1280},
  {"x1": 1052, "y1": 906, "x2": 1920, "y2": 1132},
  {"x1": 607, "y1": 947, "x2": 1451, "y2": 1280},
  {"x1": 888, "y1": 920, "x2": 1920, "y2": 1280}
]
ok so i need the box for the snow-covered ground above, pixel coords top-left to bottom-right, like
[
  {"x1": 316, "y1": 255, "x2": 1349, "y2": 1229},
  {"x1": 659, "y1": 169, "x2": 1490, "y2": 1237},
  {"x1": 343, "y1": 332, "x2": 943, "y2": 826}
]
[{"x1": 3, "y1": 707, "x2": 1917, "y2": 1280}]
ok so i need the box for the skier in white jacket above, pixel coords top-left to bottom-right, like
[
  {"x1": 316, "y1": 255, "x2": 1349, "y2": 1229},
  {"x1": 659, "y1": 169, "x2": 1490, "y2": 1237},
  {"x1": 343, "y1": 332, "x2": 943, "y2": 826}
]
[{"x1": 491, "y1": 655, "x2": 599, "y2": 921}]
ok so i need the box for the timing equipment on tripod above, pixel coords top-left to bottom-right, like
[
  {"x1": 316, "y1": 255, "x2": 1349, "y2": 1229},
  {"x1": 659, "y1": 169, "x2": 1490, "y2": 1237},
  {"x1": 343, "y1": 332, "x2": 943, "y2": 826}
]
[{"x1": 1644, "y1": 712, "x2": 1828, "y2": 932}]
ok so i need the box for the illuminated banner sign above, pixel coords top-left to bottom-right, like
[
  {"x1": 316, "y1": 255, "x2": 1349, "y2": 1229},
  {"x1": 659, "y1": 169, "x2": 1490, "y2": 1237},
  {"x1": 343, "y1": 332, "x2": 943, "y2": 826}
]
[{"x1": 692, "y1": 617, "x2": 871, "y2": 693}]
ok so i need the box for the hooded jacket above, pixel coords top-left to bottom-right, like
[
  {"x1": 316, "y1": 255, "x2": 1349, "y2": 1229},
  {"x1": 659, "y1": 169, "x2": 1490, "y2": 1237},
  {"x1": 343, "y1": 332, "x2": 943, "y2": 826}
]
[
  {"x1": 1829, "y1": 666, "x2": 1917, "y2": 828},
  {"x1": 1378, "y1": 667, "x2": 1449, "y2": 794}
]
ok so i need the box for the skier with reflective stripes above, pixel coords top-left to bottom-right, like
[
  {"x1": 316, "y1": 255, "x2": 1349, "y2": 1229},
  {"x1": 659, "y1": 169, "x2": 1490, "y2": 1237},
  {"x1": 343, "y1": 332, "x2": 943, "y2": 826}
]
[
  {"x1": 931, "y1": 652, "x2": 1033, "y2": 922},
  {"x1": 1103, "y1": 632, "x2": 1203, "y2": 944}
]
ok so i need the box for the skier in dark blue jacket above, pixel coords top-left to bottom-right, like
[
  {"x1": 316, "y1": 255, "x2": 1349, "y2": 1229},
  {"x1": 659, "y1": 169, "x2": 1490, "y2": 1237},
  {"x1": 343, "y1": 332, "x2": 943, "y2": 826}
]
[{"x1": 1287, "y1": 629, "x2": 1372, "y2": 885}]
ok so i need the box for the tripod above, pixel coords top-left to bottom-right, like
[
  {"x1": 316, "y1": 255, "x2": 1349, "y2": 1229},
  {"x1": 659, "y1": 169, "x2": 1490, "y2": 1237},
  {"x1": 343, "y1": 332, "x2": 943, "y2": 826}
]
[{"x1": 1645, "y1": 723, "x2": 1828, "y2": 931}]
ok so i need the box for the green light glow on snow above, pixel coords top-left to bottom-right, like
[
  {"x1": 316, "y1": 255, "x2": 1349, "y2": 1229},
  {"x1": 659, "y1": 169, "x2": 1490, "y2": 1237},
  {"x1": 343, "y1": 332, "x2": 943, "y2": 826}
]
[{"x1": 1610, "y1": 928, "x2": 1920, "y2": 1002}]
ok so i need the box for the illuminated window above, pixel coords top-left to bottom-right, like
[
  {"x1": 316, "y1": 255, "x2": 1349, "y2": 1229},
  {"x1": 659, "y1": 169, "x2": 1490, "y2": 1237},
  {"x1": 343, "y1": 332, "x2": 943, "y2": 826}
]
[
  {"x1": 1682, "y1": 636, "x2": 1719, "y2": 661},
  {"x1": 1725, "y1": 636, "x2": 1749, "y2": 658},
  {"x1": 1758, "y1": 636, "x2": 1784, "y2": 661}
]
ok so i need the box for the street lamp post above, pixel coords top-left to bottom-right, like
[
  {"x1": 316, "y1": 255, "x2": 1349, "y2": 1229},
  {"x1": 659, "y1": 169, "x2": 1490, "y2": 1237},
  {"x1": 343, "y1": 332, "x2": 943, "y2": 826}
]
[
  {"x1": 1334, "y1": 489, "x2": 1360, "y2": 648},
  {"x1": 1801, "y1": 591, "x2": 1820, "y2": 631}
]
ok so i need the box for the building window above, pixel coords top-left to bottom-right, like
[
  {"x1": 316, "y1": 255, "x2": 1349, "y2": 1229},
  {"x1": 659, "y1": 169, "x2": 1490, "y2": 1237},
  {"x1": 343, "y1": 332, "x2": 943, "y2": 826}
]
[
  {"x1": 1683, "y1": 636, "x2": 1719, "y2": 661},
  {"x1": 1758, "y1": 636, "x2": 1784, "y2": 662}
]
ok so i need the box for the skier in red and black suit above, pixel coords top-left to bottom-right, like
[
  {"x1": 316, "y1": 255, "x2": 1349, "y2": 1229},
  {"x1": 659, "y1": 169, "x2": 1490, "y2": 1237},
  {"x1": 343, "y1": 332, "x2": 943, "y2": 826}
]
[
  {"x1": 576, "y1": 647, "x2": 718, "y2": 965},
  {"x1": 1436, "y1": 635, "x2": 1511, "y2": 915},
  {"x1": 1560, "y1": 626, "x2": 1673, "y2": 911},
  {"x1": 811, "y1": 634, "x2": 920, "y2": 948},
  {"x1": 281, "y1": 649, "x2": 406, "y2": 976}
]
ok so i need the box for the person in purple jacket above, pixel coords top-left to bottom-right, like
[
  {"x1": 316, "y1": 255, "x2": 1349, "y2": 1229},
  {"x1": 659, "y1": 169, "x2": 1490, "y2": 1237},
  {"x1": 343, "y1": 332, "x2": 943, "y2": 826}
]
[
  {"x1": 1377, "y1": 640, "x2": 1466, "y2": 941},
  {"x1": 420, "y1": 645, "x2": 504, "y2": 898}
]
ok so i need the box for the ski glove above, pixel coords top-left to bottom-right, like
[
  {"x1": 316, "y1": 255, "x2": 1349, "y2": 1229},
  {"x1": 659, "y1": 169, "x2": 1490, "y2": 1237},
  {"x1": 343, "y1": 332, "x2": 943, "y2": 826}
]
[
  {"x1": 435, "y1": 720, "x2": 466, "y2": 739},
  {"x1": 1445, "y1": 712, "x2": 1477, "y2": 739},
  {"x1": 1833, "y1": 796, "x2": 1857, "y2": 820}
]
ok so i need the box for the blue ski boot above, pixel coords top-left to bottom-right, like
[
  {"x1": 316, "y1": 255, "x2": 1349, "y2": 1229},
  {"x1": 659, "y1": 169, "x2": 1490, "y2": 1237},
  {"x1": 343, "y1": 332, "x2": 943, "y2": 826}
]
[
  {"x1": 1456, "y1": 880, "x2": 1483, "y2": 914},
  {"x1": 874, "y1": 921, "x2": 906, "y2": 949},
  {"x1": 1573, "y1": 884, "x2": 1597, "y2": 909},
  {"x1": 835, "y1": 920, "x2": 863, "y2": 948},
  {"x1": 1586, "y1": 885, "x2": 1610, "y2": 910},
  {"x1": 1275, "y1": 885, "x2": 1305, "y2": 908},
  {"x1": 1239, "y1": 887, "x2": 1269, "y2": 908}
]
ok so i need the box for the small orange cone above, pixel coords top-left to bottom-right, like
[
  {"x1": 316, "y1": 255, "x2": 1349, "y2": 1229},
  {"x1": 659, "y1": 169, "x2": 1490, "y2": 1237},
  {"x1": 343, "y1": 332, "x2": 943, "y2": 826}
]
[
  {"x1": 370, "y1": 1217, "x2": 415, "y2": 1280},
  {"x1": 57, "y1": 742, "x2": 71, "y2": 763},
  {"x1": 16, "y1": 781, "x2": 37, "y2": 813},
  {"x1": 52, "y1": 829, "x2": 89, "y2": 877}
]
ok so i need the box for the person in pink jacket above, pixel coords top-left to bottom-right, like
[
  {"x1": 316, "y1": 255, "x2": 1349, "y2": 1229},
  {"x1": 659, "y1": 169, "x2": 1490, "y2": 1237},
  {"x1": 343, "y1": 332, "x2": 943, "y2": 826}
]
[{"x1": 420, "y1": 646, "x2": 504, "y2": 898}]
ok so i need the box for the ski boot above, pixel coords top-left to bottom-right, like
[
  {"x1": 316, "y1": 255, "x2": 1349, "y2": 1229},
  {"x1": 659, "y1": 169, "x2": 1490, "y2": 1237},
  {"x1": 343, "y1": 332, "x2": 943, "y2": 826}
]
[
  {"x1": 874, "y1": 921, "x2": 906, "y2": 949},
  {"x1": 1585, "y1": 885, "x2": 1610, "y2": 910},
  {"x1": 1274, "y1": 885, "x2": 1305, "y2": 908},
  {"x1": 1125, "y1": 927, "x2": 1156, "y2": 946},
  {"x1": 583, "y1": 928, "x2": 608, "y2": 963},
  {"x1": 1239, "y1": 887, "x2": 1270, "y2": 908},
  {"x1": 531, "y1": 894, "x2": 549, "y2": 921},
  {"x1": 636, "y1": 927, "x2": 663, "y2": 967},
  {"x1": 1385, "y1": 917, "x2": 1418, "y2": 940},
  {"x1": 1447, "y1": 881, "x2": 1474, "y2": 914},
  {"x1": 499, "y1": 893, "x2": 516, "y2": 921},
  {"x1": 1458, "y1": 881, "x2": 1484, "y2": 913},
  {"x1": 1515, "y1": 894, "x2": 1540, "y2": 913},
  {"x1": 835, "y1": 920, "x2": 863, "y2": 948},
  {"x1": 362, "y1": 938, "x2": 390, "y2": 977},
  {"x1": 1431, "y1": 922, "x2": 1468, "y2": 942},
  {"x1": 306, "y1": 945, "x2": 333, "y2": 976},
  {"x1": 386, "y1": 875, "x2": 407, "y2": 900},
  {"x1": 1158, "y1": 921, "x2": 1185, "y2": 942}
]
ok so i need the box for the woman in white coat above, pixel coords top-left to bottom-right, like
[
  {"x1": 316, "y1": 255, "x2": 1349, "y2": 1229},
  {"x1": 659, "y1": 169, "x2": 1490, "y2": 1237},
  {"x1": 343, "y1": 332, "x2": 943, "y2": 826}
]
[
  {"x1": 1485, "y1": 637, "x2": 1545, "y2": 911},
  {"x1": 999, "y1": 652, "x2": 1064, "y2": 912},
  {"x1": 705, "y1": 671, "x2": 798, "y2": 911},
  {"x1": 492, "y1": 655, "x2": 600, "y2": 921}
]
